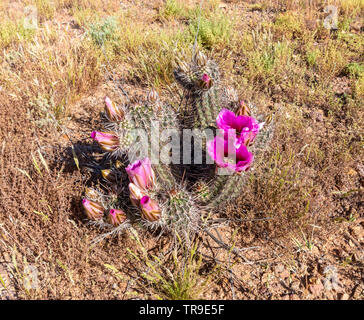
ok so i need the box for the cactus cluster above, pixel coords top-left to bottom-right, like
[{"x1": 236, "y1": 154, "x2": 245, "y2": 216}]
[{"x1": 81, "y1": 51, "x2": 275, "y2": 243}]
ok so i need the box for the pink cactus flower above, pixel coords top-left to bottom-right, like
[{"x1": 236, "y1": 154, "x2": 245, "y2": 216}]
[
  {"x1": 91, "y1": 131, "x2": 119, "y2": 152},
  {"x1": 207, "y1": 135, "x2": 254, "y2": 173},
  {"x1": 107, "y1": 209, "x2": 126, "y2": 226},
  {"x1": 126, "y1": 158, "x2": 156, "y2": 191},
  {"x1": 104, "y1": 96, "x2": 124, "y2": 121},
  {"x1": 82, "y1": 199, "x2": 104, "y2": 220},
  {"x1": 216, "y1": 108, "x2": 264, "y2": 146},
  {"x1": 140, "y1": 195, "x2": 161, "y2": 222}
]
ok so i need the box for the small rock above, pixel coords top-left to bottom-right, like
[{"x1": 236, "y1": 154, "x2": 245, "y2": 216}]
[
  {"x1": 311, "y1": 246, "x2": 320, "y2": 255},
  {"x1": 309, "y1": 281, "x2": 324, "y2": 296},
  {"x1": 280, "y1": 270, "x2": 290, "y2": 279},
  {"x1": 339, "y1": 293, "x2": 349, "y2": 300},
  {"x1": 346, "y1": 168, "x2": 357, "y2": 176},
  {"x1": 291, "y1": 280, "x2": 301, "y2": 292},
  {"x1": 306, "y1": 127, "x2": 313, "y2": 134},
  {"x1": 274, "y1": 264, "x2": 285, "y2": 274}
]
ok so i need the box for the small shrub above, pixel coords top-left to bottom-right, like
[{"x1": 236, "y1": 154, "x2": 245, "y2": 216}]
[
  {"x1": 344, "y1": 62, "x2": 364, "y2": 78},
  {"x1": 188, "y1": 13, "x2": 232, "y2": 49},
  {"x1": 89, "y1": 16, "x2": 119, "y2": 47},
  {"x1": 306, "y1": 49, "x2": 320, "y2": 67},
  {"x1": 274, "y1": 13, "x2": 303, "y2": 39},
  {"x1": 0, "y1": 20, "x2": 35, "y2": 49},
  {"x1": 159, "y1": 0, "x2": 188, "y2": 20}
]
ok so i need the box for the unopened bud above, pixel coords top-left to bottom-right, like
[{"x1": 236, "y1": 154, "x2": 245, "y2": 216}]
[
  {"x1": 140, "y1": 196, "x2": 161, "y2": 222},
  {"x1": 115, "y1": 160, "x2": 123, "y2": 169},
  {"x1": 236, "y1": 100, "x2": 251, "y2": 116},
  {"x1": 91, "y1": 131, "x2": 119, "y2": 152},
  {"x1": 82, "y1": 199, "x2": 104, "y2": 220},
  {"x1": 104, "y1": 96, "x2": 124, "y2": 121},
  {"x1": 147, "y1": 89, "x2": 159, "y2": 103},
  {"x1": 107, "y1": 209, "x2": 127, "y2": 226},
  {"x1": 101, "y1": 169, "x2": 117, "y2": 182},
  {"x1": 197, "y1": 73, "x2": 213, "y2": 90}
]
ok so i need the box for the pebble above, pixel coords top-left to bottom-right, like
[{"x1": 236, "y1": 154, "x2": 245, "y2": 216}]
[{"x1": 340, "y1": 293, "x2": 349, "y2": 300}]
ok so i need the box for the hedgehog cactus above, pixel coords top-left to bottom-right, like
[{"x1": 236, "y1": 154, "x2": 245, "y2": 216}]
[{"x1": 81, "y1": 51, "x2": 275, "y2": 243}]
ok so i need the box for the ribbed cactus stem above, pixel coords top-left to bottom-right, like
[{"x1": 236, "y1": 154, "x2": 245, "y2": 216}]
[
  {"x1": 128, "y1": 103, "x2": 179, "y2": 189},
  {"x1": 209, "y1": 174, "x2": 248, "y2": 207}
]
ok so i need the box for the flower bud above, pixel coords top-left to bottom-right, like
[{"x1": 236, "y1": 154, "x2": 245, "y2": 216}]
[
  {"x1": 91, "y1": 131, "x2": 119, "y2": 152},
  {"x1": 101, "y1": 169, "x2": 117, "y2": 182},
  {"x1": 115, "y1": 160, "x2": 123, "y2": 168},
  {"x1": 198, "y1": 73, "x2": 213, "y2": 90},
  {"x1": 104, "y1": 96, "x2": 124, "y2": 121},
  {"x1": 82, "y1": 199, "x2": 104, "y2": 220},
  {"x1": 107, "y1": 209, "x2": 126, "y2": 226},
  {"x1": 236, "y1": 100, "x2": 251, "y2": 117},
  {"x1": 147, "y1": 89, "x2": 159, "y2": 103},
  {"x1": 140, "y1": 196, "x2": 161, "y2": 222},
  {"x1": 129, "y1": 183, "x2": 146, "y2": 206},
  {"x1": 126, "y1": 157, "x2": 156, "y2": 191}
]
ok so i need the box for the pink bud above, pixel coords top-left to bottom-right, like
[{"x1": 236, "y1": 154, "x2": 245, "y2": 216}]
[
  {"x1": 104, "y1": 96, "x2": 124, "y2": 121},
  {"x1": 91, "y1": 131, "x2": 119, "y2": 152},
  {"x1": 140, "y1": 196, "x2": 161, "y2": 222},
  {"x1": 125, "y1": 158, "x2": 156, "y2": 191},
  {"x1": 199, "y1": 73, "x2": 213, "y2": 89},
  {"x1": 82, "y1": 199, "x2": 104, "y2": 220},
  {"x1": 202, "y1": 74, "x2": 210, "y2": 82},
  {"x1": 107, "y1": 209, "x2": 126, "y2": 226}
]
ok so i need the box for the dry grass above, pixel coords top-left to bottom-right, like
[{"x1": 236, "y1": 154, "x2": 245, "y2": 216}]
[{"x1": 0, "y1": 0, "x2": 363, "y2": 300}]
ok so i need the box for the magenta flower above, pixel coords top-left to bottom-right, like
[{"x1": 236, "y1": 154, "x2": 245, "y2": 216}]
[
  {"x1": 82, "y1": 199, "x2": 104, "y2": 220},
  {"x1": 140, "y1": 195, "x2": 161, "y2": 222},
  {"x1": 216, "y1": 108, "x2": 263, "y2": 146},
  {"x1": 128, "y1": 183, "x2": 146, "y2": 206},
  {"x1": 91, "y1": 131, "x2": 119, "y2": 152},
  {"x1": 207, "y1": 135, "x2": 254, "y2": 173},
  {"x1": 199, "y1": 73, "x2": 213, "y2": 89},
  {"x1": 107, "y1": 209, "x2": 126, "y2": 226},
  {"x1": 126, "y1": 158, "x2": 156, "y2": 191},
  {"x1": 104, "y1": 96, "x2": 124, "y2": 121},
  {"x1": 202, "y1": 74, "x2": 210, "y2": 83}
]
